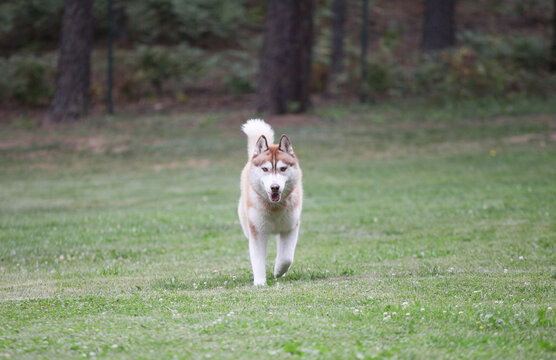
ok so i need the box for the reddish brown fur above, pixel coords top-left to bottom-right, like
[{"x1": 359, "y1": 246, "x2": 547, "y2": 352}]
[
  {"x1": 252, "y1": 145, "x2": 297, "y2": 168},
  {"x1": 238, "y1": 120, "x2": 303, "y2": 285},
  {"x1": 248, "y1": 221, "x2": 258, "y2": 239}
]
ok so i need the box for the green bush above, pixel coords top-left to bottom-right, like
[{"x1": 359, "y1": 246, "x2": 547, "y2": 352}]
[
  {"x1": 0, "y1": 0, "x2": 63, "y2": 53},
  {"x1": 364, "y1": 60, "x2": 392, "y2": 97},
  {"x1": 133, "y1": 45, "x2": 180, "y2": 93},
  {"x1": 458, "y1": 31, "x2": 549, "y2": 71},
  {"x1": 407, "y1": 54, "x2": 450, "y2": 97},
  {"x1": 121, "y1": 44, "x2": 204, "y2": 98},
  {"x1": 0, "y1": 55, "x2": 54, "y2": 105},
  {"x1": 224, "y1": 74, "x2": 255, "y2": 95},
  {"x1": 0, "y1": 0, "x2": 246, "y2": 53},
  {"x1": 213, "y1": 50, "x2": 257, "y2": 95},
  {"x1": 126, "y1": 0, "x2": 246, "y2": 46},
  {"x1": 356, "y1": 33, "x2": 553, "y2": 102}
]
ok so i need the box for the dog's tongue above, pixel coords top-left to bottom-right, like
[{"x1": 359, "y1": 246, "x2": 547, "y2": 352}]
[{"x1": 270, "y1": 193, "x2": 281, "y2": 202}]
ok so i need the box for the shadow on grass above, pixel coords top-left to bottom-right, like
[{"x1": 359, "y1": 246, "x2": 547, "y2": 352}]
[{"x1": 151, "y1": 266, "x2": 356, "y2": 291}]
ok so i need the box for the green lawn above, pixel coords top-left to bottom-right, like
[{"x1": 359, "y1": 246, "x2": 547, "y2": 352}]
[{"x1": 1, "y1": 98, "x2": 555, "y2": 359}]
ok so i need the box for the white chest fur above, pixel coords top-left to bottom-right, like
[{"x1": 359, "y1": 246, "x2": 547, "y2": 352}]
[{"x1": 248, "y1": 202, "x2": 300, "y2": 235}]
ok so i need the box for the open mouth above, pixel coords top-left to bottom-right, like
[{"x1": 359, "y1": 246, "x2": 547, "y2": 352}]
[{"x1": 269, "y1": 192, "x2": 281, "y2": 202}]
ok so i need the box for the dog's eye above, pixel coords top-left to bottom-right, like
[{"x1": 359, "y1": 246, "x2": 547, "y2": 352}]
[
  {"x1": 280, "y1": 166, "x2": 287, "y2": 172},
  {"x1": 261, "y1": 167, "x2": 269, "y2": 172}
]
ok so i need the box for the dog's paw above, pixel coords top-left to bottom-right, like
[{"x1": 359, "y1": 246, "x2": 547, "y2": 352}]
[
  {"x1": 274, "y1": 259, "x2": 292, "y2": 278},
  {"x1": 253, "y1": 279, "x2": 267, "y2": 286}
]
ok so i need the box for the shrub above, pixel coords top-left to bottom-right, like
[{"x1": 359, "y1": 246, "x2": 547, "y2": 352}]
[
  {"x1": 458, "y1": 31, "x2": 549, "y2": 71},
  {"x1": 216, "y1": 51, "x2": 257, "y2": 95},
  {"x1": 125, "y1": 0, "x2": 246, "y2": 46},
  {"x1": 407, "y1": 53, "x2": 451, "y2": 97},
  {"x1": 133, "y1": 45, "x2": 181, "y2": 94},
  {"x1": 364, "y1": 60, "x2": 392, "y2": 97},
  {"x1": 355, "y1": 33, "x2": 553, "y2": 102},
  {"x1": 0, "y1": 0, "x2": 63, "y2": 53},
  {"x1": 0, "y1": 55, "x2": 54, "y2": 105},
  {"x1": 0, "y1": 0, "x2": 247, "y2": 53},
  {"x1": 121, "y1": 44, "x2": 204, "y2": 98}
]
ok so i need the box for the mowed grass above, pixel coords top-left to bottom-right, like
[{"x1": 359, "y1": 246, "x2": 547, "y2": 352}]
[{"x1": 1, "y1": 97, "x2": 555, "y2": 359}]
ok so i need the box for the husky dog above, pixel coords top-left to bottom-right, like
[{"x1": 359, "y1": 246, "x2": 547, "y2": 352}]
[{"x1": 238, "y1": 119, "x2": 303, "y2": 286}]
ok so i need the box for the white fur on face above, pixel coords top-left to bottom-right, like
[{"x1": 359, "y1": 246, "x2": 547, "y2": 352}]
[
  {"x1": 262, "y1": 173, "x2": 286, "y2": 193},
  {"x1": 250, "y1": 160, "x2": 298, "y2": 203}
]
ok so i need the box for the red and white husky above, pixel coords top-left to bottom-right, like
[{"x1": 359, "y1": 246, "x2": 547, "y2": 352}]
[{"x1": 238, "y1": 119, "x2": 303, "y2": 286}]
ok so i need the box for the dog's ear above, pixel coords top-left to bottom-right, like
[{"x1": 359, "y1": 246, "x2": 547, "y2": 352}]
[
  {"x1": 278, "y1": 134, "x2": 294, "y2": 155},
  {"x1": 254, "y1": 135, "x2": 269, "y2": 156}
]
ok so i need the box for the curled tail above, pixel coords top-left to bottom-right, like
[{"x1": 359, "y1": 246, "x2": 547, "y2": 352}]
[{"x1": 241, "y1": 119, "x2": 274, "y2": 159}]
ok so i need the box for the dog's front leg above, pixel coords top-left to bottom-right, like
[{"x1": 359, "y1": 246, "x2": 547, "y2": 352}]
[
  {"x1": 249, "y1": 233, "x2": 268, "y2": 286},
  {"x1": 274, "y1": 225, "x2": 299, "y2": 279}
]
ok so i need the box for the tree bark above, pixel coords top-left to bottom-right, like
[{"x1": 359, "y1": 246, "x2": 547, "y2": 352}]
[
  {"x1": 46, "y1": 0, "x2": 94, "y2": 124},
  {"x1": 360, "y1": 0, "x2": 369, "y2": 103},
  {"x1": 256, "y1": 0, "x2": 314, "y2": 114},
  {"x1": 329, "y1": 0, "x2": 346, "y2": 87},
  {"x1": 422, "y1": 0, "x2": 455, "y2": 52},
  {"x1": 256, "y1": 0, "x2": 291, "y2": 114},
  {"x1": 287, "y1": 0, "x2": 314, "y2": 112},
  {"x1": 551, "y1": 0, "x2": 556, "y2": 72}
]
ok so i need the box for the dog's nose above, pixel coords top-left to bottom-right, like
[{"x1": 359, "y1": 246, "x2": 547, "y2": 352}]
[{"x1": 271, "y1": 184, "x2": 280, "y2": 192}]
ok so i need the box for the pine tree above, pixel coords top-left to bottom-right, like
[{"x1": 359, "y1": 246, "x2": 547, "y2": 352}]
[
  {"x1": 256, "y1": 0, "x2": 315, "y2": 114},
  {"x1": 422, "y1": 0, "x2": 456, "y2": 52},
  {"x1": 328, "y1": 0, "x2": 347, "y2": 94},
  {"x1": 45, "y1": 0, "x2": 94, "y2": 124}
]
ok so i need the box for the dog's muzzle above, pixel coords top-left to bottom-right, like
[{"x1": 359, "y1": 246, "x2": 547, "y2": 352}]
[{"x1": 269, "y1": 192, "x2": 281, "y2": 202}]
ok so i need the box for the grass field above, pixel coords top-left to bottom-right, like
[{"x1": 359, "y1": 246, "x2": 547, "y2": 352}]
[{"x1": 1, "y1": 98, "x2": 555, "y2": 359}]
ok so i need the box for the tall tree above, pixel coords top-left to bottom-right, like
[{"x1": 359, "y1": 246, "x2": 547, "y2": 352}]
[
  {"x1": 422, "y1": 0, "x2": 456, "y2": 52},
  {"x1": 360, "y1": 0, "x2": 369, "y2": 103},
  {"x1": 288, "y1": 0, "x2": 314, "y2": 112},
  {"x1": 328, "y1": 0, "x2": 347, "y2": 94},
  {"x1": 256, "y1": 0, "x2": 315, "y2": 114},
  {"x1": 45, "y1": 0, "x2": 94, "y2": 124},
  {"x1": 551, "y1": 0, "x2": 556, "y2": 72}
]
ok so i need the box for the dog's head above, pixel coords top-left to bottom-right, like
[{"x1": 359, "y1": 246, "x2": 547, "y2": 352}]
[{"x1": 250, "y1": 134, "x2": 300, "y2": 203}]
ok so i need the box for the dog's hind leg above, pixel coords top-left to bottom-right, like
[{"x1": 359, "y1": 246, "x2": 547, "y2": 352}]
[
  {"x1": 249, "y1": 233, "x2": 268, "y2": 286},
  {"x1": 274, "y1": 226, "x2": 299, "y2": 279}
]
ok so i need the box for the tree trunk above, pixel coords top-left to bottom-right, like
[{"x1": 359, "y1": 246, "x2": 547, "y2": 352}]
[
  {"x1": 551, "y1": 0, "x2": 556, "y2": 72},
  {"x1": 256, "y1": 0, "x2": 314, "y2": 114},
  {"x1": 46, "y1": 0, "x2": 94, "y2": 124},
  {"x1": 360, "y1": 0, "x2": 369, "y2": 103},
  {"x1": 422, "y1": 0, "x2": 455, "y2": 52},
  {"x1": 329, "y1": 0, "x2": 346, "y2": 91},
  {"x1": 256, "y1": 0, "x2": 291, "y2": 114},
  {"x1": 287, "y1": 0, "x2": 314, "y2": 112}
]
